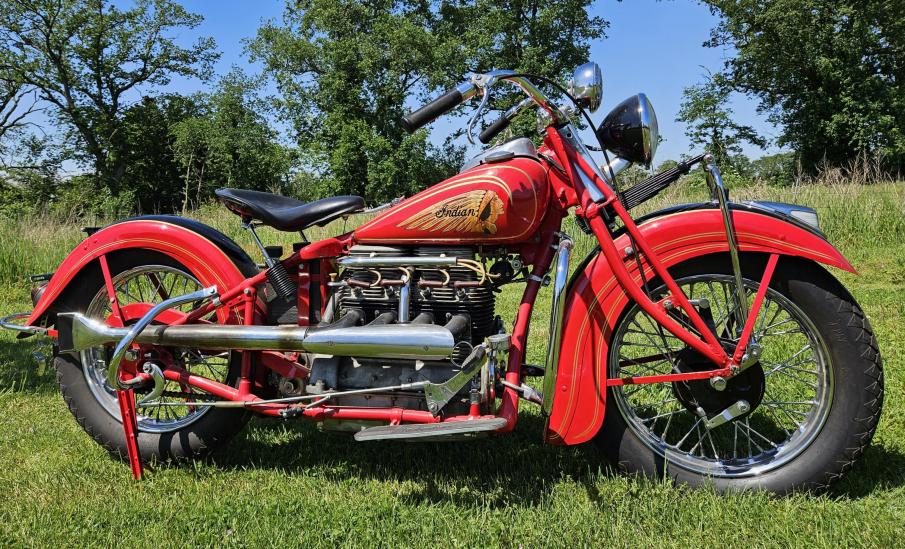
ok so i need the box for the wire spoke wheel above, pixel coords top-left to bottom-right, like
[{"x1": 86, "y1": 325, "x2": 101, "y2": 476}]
[
  {"x1": 609, "y1": 273, "x2": 834, "y2": 478},
  {"x1": 81, "y1": 265, "x2": 230, "y2": 433}
]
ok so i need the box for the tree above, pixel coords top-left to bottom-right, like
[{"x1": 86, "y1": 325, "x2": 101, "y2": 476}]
[
  {"x1": 703, "y1": 0, "x2": 905, "y2": 173},
  {"x1": 119, "y1": 94, "x2": 204, "y2": 212},
  {"x1": 676, "y1": 75, "x2": 766, "y2": 169},
  {"x1": 0, "y1": 0, "x2": 219, "y2": 195},
  {"x1": 172, "y1": 71, "x2": 297, "y2": 211},
  {"x1": 249, "y1": 0, "x2": 455, "y2": 203},
  {"x1": 750, "y1": 152, "x2": 796, "y2": 186},
  {"x1": 0, "y1": 134, "x2": 64, "y2": 216},
  {"x1": 0, "y1": 79, "x2": 38, "y2": 154},
  {"x1": 249, "y1": 0, "x2": 606, "y2": 203},
  {"x1": 433, "y1": 0, "x2": 606, "y2": 86}
]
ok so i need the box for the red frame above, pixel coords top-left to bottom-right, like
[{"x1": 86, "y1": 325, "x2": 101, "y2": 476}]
[{"x1": 26, "y1": 127, "x2": 855, "y2": 439}]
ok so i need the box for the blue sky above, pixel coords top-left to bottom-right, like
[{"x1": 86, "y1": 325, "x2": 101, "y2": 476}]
[{"x1": 170, "y1": 0, "x2": 782, "y2": 163}]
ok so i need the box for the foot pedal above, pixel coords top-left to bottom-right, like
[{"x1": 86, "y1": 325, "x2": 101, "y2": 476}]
[{"x1": 354, "y1": 417, "x2": 508, "y2": 442}]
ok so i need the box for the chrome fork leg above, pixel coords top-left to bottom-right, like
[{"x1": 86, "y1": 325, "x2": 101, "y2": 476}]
[
  {"x1": 704, "y1": 155, "x2": 748, "y2": 335},
  {"x1": 541, "y1": 234, "x2": 573, "y2": 416}
]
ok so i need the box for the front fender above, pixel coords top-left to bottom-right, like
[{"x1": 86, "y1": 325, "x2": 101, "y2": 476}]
[
  {"x1": 544, "y1": 207, "x2": 854, "y2": 445},
  {"x1": 26, "y1": 217, "x2": 257, "y2": 327}
]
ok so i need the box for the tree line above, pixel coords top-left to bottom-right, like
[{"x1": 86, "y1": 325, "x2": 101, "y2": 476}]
[
  {"x1": 0, "y1": 0, "x2": 603, "y2": 216},
  {"x1": 0, "y1": 0, "x2": 901, "y2": 218},
  {"x1": 680, "y1": 0, "x2": 904, "y2": 177}
]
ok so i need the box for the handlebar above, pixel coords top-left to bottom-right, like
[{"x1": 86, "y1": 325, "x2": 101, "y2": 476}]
[
  {"x1": 402, "y1": 71, "x2": 568, "y2": 138},
  {"x1": 478, "y1": 115, "x2": 511, "y2": 144},
  {"x1": 402, "y1": 82, "x2": 479, "y2": 133},
  {"x1": 401, "y1": 69, "x2": 621, "y2": 206},
  {"x1": 478, "y1": 97, "x2": 534, "y2": 144}
]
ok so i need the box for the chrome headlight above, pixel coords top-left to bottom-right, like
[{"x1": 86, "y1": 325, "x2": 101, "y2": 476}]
[{"x1": 595, "y1": 93, "x2": 659, "y2": 168}]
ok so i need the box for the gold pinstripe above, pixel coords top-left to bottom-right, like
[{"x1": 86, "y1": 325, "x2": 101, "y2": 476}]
[
  {"x1": 551, "y1": 210, "x2": 842, "y2": 441},
  {"x1": 35, "y1": 221, "x2": 236, "y2": 316},
  {"x1": 357, "y1": 164, "x2": 542, "y2": 242}
]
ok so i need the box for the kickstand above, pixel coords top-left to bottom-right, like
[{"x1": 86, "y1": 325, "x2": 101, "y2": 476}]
[{"x1": 116, "y1": 388, "x2": 143, "y2": 480}]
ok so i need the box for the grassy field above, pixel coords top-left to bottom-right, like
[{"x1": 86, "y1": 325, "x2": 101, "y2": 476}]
[{"x1": 0, "y1": 182, "x2": 903, "y2": 547}]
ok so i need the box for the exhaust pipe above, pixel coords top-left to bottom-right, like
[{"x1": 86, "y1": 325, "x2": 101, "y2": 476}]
[{"x1": 56, "y1": 313, "x2": 455, "y2": 361}]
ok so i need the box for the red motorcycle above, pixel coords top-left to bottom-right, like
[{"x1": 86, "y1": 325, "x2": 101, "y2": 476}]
[{"x1": 2, "y1": 63, "x2": 883, "y2": 493}]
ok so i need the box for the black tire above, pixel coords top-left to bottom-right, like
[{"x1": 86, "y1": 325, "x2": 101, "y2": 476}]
[
  {"x1": 54, "y1": 251, "x2": 249, "y2": 463},
  {"x1": 597, "y1": 254, "x2": 883, "y2": 494}
]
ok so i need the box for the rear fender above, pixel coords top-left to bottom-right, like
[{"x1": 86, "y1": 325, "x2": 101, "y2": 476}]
[
  {"x1": 26, "y1": 217, "x2": 258, "y2": 327},
  {"x1": 545, "y1": 207, "x2": 854, "y2": 445}
]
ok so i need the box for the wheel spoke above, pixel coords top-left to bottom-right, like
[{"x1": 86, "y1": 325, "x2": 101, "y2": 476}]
[
  {"x1": 83, "y1": 265, "x2": 229, "y2": 433},
  {"x1": 610, "y1": 271, "x2": 832, "y2": 478}
]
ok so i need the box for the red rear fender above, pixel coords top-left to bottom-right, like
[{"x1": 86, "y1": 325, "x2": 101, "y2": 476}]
[
  {"x1": 26, "y1": 218, "x2": 257, "y2": 327},
  {"x1": 545, "y1": 208, "x2": 854, "y2": 445}
]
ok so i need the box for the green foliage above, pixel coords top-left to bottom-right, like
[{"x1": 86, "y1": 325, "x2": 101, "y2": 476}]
[
  {"x1": 0, "y1": 0, "x2": 219, "y2": 195},
  {"x1": 704, "y1": 0, "x2": 905, "y2": 174},
  {"x1": 0, "y1": 70, "x2": 296, "y2": 217},
  {"x1": 171, "y1": 70, "x2": 297, "y2": 211},
  {"x1": 249, "y1": 0, "x2": 605, "y2": 203},
  {"x1": 249, "y1": 0, "x2": 459, "y2": 203},
  {"x1": 433, "y1": 0, "x2": 606, "y2": 81},
  {"x1": 676, "y1": 75, "x2": 766, "y2": 169},
  {"x1": 118, "y1": 94, "x2": 204, "y2": 213},
  {"x1": 748, "y1": 152, "x2": 796, "y2": 187},
  {"x1": 50, "y1": 175, "x2": 136, "y2": 219}
]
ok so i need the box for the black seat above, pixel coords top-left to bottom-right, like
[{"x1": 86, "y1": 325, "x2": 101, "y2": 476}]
[{"x1": 215, "y1": 188, "x2": 365, "y2": 232}]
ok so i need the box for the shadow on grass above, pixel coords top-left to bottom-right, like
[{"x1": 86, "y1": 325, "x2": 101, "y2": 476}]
[
  {"x1": 0, "y1": 335, "x2": 58, "y2": 395},
  {"x1": 828, "y1": 443, "x2": 905, "y2": 499},
  {"x1": 206, "y1": 413, "x2": 905, "y2": 506},
  {"x1": 211, "y1": 413, "x2": 616, "y2": 508},
  {"x1": 4, "y1": 337, "x2": 900, "y2": 504}
]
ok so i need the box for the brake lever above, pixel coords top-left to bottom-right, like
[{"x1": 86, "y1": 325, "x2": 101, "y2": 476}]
[{"x1": 466, "y1": 85, "x2": 493, "y2": 145}]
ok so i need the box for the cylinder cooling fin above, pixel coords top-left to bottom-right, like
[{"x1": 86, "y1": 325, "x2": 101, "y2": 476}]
[{"x1": 335, "y1": 246, "x2": 497, "y2": 347}]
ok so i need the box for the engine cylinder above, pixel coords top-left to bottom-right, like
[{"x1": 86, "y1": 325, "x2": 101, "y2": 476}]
[{"x1": 336, "y1": 246, "x2": 496, "y2": 346}]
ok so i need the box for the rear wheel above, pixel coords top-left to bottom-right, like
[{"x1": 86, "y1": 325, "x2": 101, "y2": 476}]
[
  {"x1": 55, "y1": 252, "x2": 249, "y2": 462},
  {"x1": 598, "y1": 254, "x2": 883, "y2": 493}
]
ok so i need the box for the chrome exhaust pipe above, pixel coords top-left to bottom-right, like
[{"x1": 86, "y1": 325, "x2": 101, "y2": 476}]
[{"x1": 56, "y1": 313, "x2": 455, "y2": 361}]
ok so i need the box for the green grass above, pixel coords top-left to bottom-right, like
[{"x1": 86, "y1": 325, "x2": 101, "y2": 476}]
[{"x1": 0, "y1": 182, "x2": 903, "y2": 546}]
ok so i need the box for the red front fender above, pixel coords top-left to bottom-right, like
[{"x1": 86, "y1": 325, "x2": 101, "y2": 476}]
[
  {"x1": 544, "y1": 208, "x2": 854, "y2": 445},
  {"x1": 26, "y1": 219, "x2": 255, "y2": 327}
]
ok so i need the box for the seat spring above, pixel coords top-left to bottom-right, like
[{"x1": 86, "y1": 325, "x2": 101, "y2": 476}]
[{"x1": 267, "y1": 262, "x2": 297, "y2": 299}]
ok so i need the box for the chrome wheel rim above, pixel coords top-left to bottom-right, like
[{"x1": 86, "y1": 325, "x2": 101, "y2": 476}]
[
  {"x1": 609, "y1": 273, "x2": 834, "y2": 478},
  {"x1": 81, "y1": 265, "x2": 230, "y2": 433}
]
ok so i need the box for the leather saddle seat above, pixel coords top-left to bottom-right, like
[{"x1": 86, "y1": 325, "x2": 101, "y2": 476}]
[{"x1": 215, "y1": 188, "x2": 365, "y2": 232}]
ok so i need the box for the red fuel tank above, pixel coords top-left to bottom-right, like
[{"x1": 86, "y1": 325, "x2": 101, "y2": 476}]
[{"x1": 354, "y1": 156, "x2": 550, "y2": 245}]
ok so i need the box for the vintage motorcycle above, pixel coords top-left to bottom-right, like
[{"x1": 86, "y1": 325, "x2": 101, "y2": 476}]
[{"x1": 1, "y1": 63, "x2": 883, "y2": 493}]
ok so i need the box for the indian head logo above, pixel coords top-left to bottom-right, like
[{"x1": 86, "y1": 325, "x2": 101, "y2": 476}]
[{"x1": 398, "y1": 190, "x2": 505, "y2": 234}]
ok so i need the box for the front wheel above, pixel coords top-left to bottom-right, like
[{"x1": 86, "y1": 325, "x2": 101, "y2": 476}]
[{"x1": 598, "y1": 254, "x2": 883, "y2": 493}]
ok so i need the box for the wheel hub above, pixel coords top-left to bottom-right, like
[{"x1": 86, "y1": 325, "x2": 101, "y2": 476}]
[{"x1": 672, "y1": 345, "x2": 765, "y2": 419}]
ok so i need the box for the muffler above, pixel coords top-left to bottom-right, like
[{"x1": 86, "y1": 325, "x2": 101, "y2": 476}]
[{"x1": 56, "y1": 313, "x2": 455, "y2": 361}]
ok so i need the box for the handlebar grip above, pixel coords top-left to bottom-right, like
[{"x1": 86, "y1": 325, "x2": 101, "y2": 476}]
[
  {"x1": 402, "y1": 87, "x2": 469, "y2": 133},
  {"x1": 478, "y1": 115, "x2": 512, "y2": 144}
]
